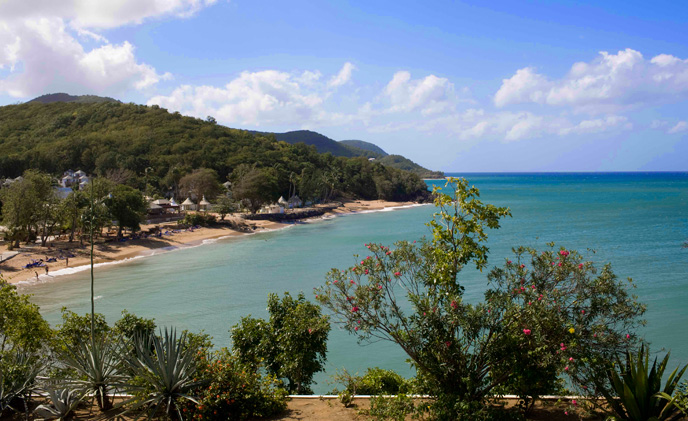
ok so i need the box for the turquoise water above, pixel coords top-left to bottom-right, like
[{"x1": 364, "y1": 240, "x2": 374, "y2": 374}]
[{"x1": 20, "y1": 172, "x2": 688, "y2": 393}]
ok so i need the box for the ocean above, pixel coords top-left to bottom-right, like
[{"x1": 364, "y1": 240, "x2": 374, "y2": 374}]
[{"x1": 20, "y1": 172, "x2": 688, "y2": 393}]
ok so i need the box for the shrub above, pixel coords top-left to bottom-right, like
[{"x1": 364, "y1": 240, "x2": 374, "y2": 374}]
[
  {"x1": 185, "y1": 349, "x2": 288, "y2": 420},
  {"x1": 180, "y1": 212, "x2": 217, "y2": 227},
  {"x1": 315, "y1": 178, "x2": 646, "y2": 419},
  {"x1": 231, "y1": 292, "x2": 330, "y2": 394}
]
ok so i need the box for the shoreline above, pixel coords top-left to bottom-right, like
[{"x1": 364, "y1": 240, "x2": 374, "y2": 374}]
[{"x1": 2, "y1": 200, "x2": 423, "y2": 287}]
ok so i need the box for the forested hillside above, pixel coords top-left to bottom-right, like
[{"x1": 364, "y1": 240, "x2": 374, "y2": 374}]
[{"x1": 0, "y1": 102, "x2": 429, "y2": 202}]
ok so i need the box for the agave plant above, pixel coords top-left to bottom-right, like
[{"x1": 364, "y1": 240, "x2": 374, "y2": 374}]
[
  {"x1": 34, "y1": 388, "x2": 84, "y2": 420},
  {"x1": 603, "y1": 345, "x2": 688, "y2": 421},
  {"x1": 59, "y1": 333, "x2": 125, "y2": 411},
  {"x1": 0, "y1": 351, "x2": 43, "y2": 417},
  {"x1": 121, "y1": 328, "x2": 204, "y2": 420}
]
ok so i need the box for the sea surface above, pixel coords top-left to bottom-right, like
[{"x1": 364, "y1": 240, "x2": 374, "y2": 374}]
[{"x1": 20, "y1": 172, "x2": 688, "y2": 393}]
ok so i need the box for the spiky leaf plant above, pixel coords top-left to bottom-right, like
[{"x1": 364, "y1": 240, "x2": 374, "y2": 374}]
[
  {"x1": 0, "y1": 351, "x2": 42, "y2": 417},
  {"x1": 59, "y1": 333, "x2": 125, "y2": 411},
  {"x1": 603, "y1": 345, "x2": 687, "y2": 421},
  {"x1": 121, "y1": 328, "x2": 204, "y2": 420},
  {"x1": 34, "y1": 388, "x2": 84, "y2": 420}
]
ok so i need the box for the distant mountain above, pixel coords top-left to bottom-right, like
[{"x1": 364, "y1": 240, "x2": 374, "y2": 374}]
[
  {"x1": 28, "y1": 93, "x2": 120, "y2": 104},
  {"x1": 264, "y1": 130, "x2": 444, "y2": 179},
  {"x1": 340, "y1": 140, "x2": 388, "y2": 157},
  {"x1": 271, "y1": 130, "x2": 356, "y2": 157}
]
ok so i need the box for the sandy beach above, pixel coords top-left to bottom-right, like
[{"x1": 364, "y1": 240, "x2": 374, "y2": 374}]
[{"x1": 0, "y1": 200, "x2": 418, "y2": 285}]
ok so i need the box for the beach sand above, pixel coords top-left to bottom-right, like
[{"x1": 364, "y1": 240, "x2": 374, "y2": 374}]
[{"x1": 0, "y1": 200, "x2": 417, "y2": 285}]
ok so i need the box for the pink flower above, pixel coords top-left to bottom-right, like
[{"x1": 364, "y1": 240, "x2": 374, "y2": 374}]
[
  {"x1": 626, "y1": 334, "x2": 631, "y2": 339},
  {"x1": 564, "y1": 366, "x2": 569, "y2": 371},
  {"x1": 350, "y1": 280, "x2": 356, "y2": 284},
  {"x1": 572, "y1": 400, "x2": 577, "y2": 406},
  {"x1": 531, "y1": 285, "x2": 536, "y2": 289},
  {"x1": 445, "y1": 341, "x2": 451, "y2": 347},
  {"x1": 560, "y1": 250, "x2": 569, "y2": 257},
  {"x1": 593, "y1": 333, "x2": 597, "y2": 337},
  {"x1": 366, "y1": 256, "x2": 371, "y2": 260},
  {"x1": 565, "y1": 411, "x2": 569, "y2": 415},
  {"x1": 364, "y1": 269, "x2": 369, "y2": 275},
  {"x1": 351, "y1": 306, "x2": 359, "y2": 313},
  {"x1": 523, "y1": 329, "x2": 532, "y2": 335},
  {"x1": 569, "y1": 357, "x2": 574, "y2": 361},
  {"x1": 394, "y1": 271, "x2": 401, "y2": 277},
  {"x1": 308, "y1": 328, "x2": 313, "y2": 334},
  {"x1": 354, "y1": 326, "x2": 359, "y2": 331},
  {"x1": 578, "y1": 263, "x2": 584, "y2": 269},
  {"x1": 378, "y1": 285, "x2": 382, "y2": 289},
  {"x1": 386, "y1": 251, "x2": 391, "y2": 255},
  {"x1": 360, "y1": 260, "x2": 365, "y2": 265},
  {"x1": 528, "y1": 301, "x2": 532, "y2": 306},
  {"x1": 333, "y1": 280, "x2": 338, "y2": 284},
  {"x1": 450, "y1": 300, "x2": 458, "y2": 310},
  {"x1": 520, "y1": 264, "x2": 526, "y2": 269},
  {"x1": 558, "y1": 262, "x2": 563, "y2": 267}
]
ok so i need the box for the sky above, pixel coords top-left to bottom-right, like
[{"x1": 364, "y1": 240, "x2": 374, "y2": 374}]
[{"x1": 0, "y1": 0, "x2": 687, "y2": 172}]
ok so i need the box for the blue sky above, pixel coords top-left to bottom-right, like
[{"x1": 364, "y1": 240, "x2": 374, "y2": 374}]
[{"x1": 1, "y1": 1, "x2": 687, "y2": 171}]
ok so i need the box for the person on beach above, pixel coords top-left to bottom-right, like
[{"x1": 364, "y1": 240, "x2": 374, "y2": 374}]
[
  {"x1": 45, "y1": 266, "x2": 49, "y2": 275},
  {"x1": 35, "y1": 271, "x2": 39, "y2": 281},
  {"x1": 66, "y1": 257, "x2": 69, "y2": 267}
]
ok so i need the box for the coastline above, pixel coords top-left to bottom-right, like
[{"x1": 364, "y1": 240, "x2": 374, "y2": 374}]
[{"x1": 1, "y1": 200, "x2": 421, "y2": 286}]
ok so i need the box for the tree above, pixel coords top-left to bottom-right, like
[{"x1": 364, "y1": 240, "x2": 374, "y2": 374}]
[
  {"x1": 315, "y1": 178, "x2": 646, "y2": 418},
  {"x1": 179, "y1": 168, "x2": 222, "y2": 202},
  {"x1": 230, "y1": 165, "x2": 279, "y2": 213},
  {"x1": 231, "y1": 292, "x2": 330, "y2": 394},
  {"x1": 0, "y1": 280, "x2": 52, "y2": 354},
  {"x1": 104, "y1": 184, "x2": 147, "y2": 238},
  {"x1": 215, "y1": 194, "x2": 238, "y2": 221},
  {"x1": 61, "y1": 189, "x2": 88, "y2": 243}
]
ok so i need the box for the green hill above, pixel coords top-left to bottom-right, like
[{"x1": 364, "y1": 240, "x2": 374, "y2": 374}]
[
  {"x1": 260, "y1": 130, "x2": 444, "y2": 179},
  {"x1": 340, "y1": 140, "x2": 388, "y2": 157},
  {"x1": 0, "y1": 101, "x2": 430, "y2": 203},
  {"x1": 28, "y1": 93, "x2": 120, "y2": 104},
  {"x1": 270, "y1": 130, "x2": 356, "y2": 157}
]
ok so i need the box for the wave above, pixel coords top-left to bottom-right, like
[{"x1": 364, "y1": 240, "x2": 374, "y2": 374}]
[{"x1": 348, "y1": 203, "x2": 428, "y2": 215}]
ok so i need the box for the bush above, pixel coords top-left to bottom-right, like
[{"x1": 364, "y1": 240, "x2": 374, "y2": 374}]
[
  {"x1": 185, "y1": 349, "x2": 288, "y2": 420},
  {"x1": 180, "y1": 212, "x2": 217, "y2": 227},
  {"x1": 333, "y1": 367, "x2": 411, "y2": 396}
]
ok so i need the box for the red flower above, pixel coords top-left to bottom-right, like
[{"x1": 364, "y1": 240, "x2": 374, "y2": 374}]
[
  {"x1": 394, "y1": 271, "x2": 401, "y2": 277},
  {"x1": 450, "y1": 300, "x2": 458, "y2": 309},
  {"x1": 445, "y1": 341, "x2": 451, "y2": 347},
  {"x1": 351, "y1": 306, "x2": 359, "y2": 313},
  {"x1": 523, "y1": 329, "x2": 531, "y2": 335},
  {"x1": 364, "y1": 269, "x2": 369, "y2": 275}
]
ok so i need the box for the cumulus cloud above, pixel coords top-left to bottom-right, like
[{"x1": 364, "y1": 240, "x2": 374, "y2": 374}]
[
  {"x1": 557, "y1": 115, "x2": 632, "y2": 136},
  {"x1": 0, "y1": 0, "x2": 214, "y2": 98},
  {"x1": 494, "y1": 48, "x2": 688, "y2": 113},
  {"x1": 148, "y1": 70, "x2": 328, "y2": 127},
  {"x1": 668, "y1": 121, "x2": 687, "y2": 134},
  {"x1": 382, "y1": 71, "x2": 456, "y2": 115},
  {"x1": 0, "y1": 18, "x2": 171, "y2": 97},
  {"x1": 328, "y1": 62, "x2": 355, "y2": 88},
  {"x1": 0, "y1": 0, "x2": 217, "y2": 29}
]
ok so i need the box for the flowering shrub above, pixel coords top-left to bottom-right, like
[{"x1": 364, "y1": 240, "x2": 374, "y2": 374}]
[
  {"x1": 315, "y1": 178, "x2": 646, "y2": 419},
  {"x1": 184, "y1": 349, "x2": 287, "y2": 421}
]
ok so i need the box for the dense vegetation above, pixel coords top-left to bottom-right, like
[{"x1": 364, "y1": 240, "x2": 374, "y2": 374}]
[
  {"x1": 0, "y1": 101, "x2": 430, "y2": 203},
  {"x1": 266, "y1": 129, "x2": 445, "y2": 179}
]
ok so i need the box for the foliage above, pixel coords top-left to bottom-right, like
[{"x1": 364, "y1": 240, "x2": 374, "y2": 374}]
[
  {"x1": 179, "y1": 168, "x2": 223, "y2": 202},
  {"x1": 315, "y1": 178, "x2": 646, "y2": 419},
  {"x1": 0, "y1": 170, "x2": 62, "y2": 248},
  {"x1": 332, "y1": 367, "x2": 411, "y2": 396},
  {"x1": 602, "y1": 345, "x2": 687, "y2": 421},
  {"x1": 104, "y1": 184, "x2": 147, "y2": 238},
  {"x1": 112, "y1": 309, "x2": 156, "y2": 341},
  {"x1": 486, "y1": 245, "x2": 646, "y2": 407},
  {"x1": 34, "y1": 388, "x2": 84, "y2": 420},
  {"x1": 230, "y1": 164, "x2": 280, "y2": 213},
  {"x1": 58, "y1": 333, "x2": 124, "y2": 411},
  {"x1": 186, "y1": 348, "x2": 288, "y2": 421},
  {"x1": 0, "y1": 280, "x2": 52, "y2": 354},
  {"x1": 0, "y1": 351, "x2": 43, "y2": 417},
  {"x1": 368, "y1": 394, "x2": 418, "y2": 421},
  {"x1": 231, "y1": 292, "x2": 330, "y2": 394},
  {"x1": 214, "y1": 194, "x2": 239, "y2": 220},
  {"x1": 54, "y1": 308, "x2": 109, "y2": 350},
  {"x1": 0, "y1": 101, "x2": 429, "y2": 203},
  {"x1": 180, "y1": 212, "x2": 217, "y2": 227},
  {"x1": 121, "y1": 328, "x2": 203, "y2": 420}
]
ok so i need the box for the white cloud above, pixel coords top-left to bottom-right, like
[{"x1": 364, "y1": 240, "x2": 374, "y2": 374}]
[
  {"x1": 382, "y1": 71, "x2": 456, "y2": 115},
  {"x1": 557, "y1": 115, "x2": 632, "y2": 136},
  {"x1": 148, "y1": 70, "x2": 328, "y2": 127},
  {"x1": 494, "y1": 48, "x2": 688, "y2": 113},
  {"x1": 0, "y1": 18, "x2": 170, "y2": 98},
  {"x1": 668, "y1": 121, "x2": 687, "y2": 134},
  {"x1": 328, "y1": 62, "x2": 355, "y2": 88},
  {"x1": 0, "y1": 0, "x2": 217, "y2": 30}
]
